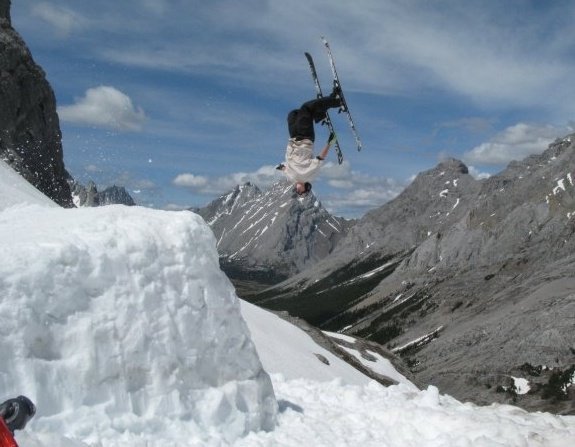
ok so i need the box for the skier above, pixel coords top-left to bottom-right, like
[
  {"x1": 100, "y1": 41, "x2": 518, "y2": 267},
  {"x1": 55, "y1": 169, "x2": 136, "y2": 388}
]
[{"x1": 277, "y1": 90, "x2": 342, "y2": 195}]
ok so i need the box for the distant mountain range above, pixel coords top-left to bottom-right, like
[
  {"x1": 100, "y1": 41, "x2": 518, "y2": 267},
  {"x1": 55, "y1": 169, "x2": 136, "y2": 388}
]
[
  {"x1": 195, "y1": 181, "x2": 353, "y2": 286},
  {"x1": 70, "y1": 180, "x2": 136, "y2": 207},
  {"x1": 198, "y1": 137, "x2": 575, "y2": 415}
]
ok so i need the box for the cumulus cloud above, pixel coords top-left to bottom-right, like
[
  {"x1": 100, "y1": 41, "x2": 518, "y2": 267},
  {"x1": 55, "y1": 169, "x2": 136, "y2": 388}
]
[
  {"x1": 463, "y1": 123, "x2": 573, "y2": 166},
  {"x1": 173, "y1": 174, "x2": 209, "y2": 188},
  {"x1": 173, "y1": 165, "x2": 279, "y2": 195},
  {"x1": 172, "y1": 161, "x2": 405, "y2": 218},
  {"x1": 467, "y1": 166, "x2": 491, "y2": 180},
  {"x1": 320, "y1": 163, "x2": 406, "y2": 217},
  {"x1": 58, "y1": 86, "x2": 146, "y2": 131},
  {"x1": 323, "y1": 184, "x2": 404, "y2": 217}
]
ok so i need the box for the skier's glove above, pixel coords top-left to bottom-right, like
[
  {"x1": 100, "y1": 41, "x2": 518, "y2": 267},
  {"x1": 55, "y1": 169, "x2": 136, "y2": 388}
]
[{"x1": 327, "y1": 131, "x2": 337, "y2": 146}]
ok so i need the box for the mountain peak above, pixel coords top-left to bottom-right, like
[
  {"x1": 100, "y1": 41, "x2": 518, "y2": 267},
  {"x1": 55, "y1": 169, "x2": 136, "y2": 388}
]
[
  {"x1": 197, "y1": 181, "x2": 352, "y2": 281},
  {"x1": 435, "y1": 158, "x2": 469, "y2": 175}
]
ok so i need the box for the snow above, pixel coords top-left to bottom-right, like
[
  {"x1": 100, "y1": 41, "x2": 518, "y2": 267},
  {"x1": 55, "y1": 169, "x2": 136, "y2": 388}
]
[
  {"x1": 392, "y1": 326, "x2": 444, "y2": 354},
  {"x1": 553, "y1": 178, "x2": 566, "y2": 194},
  {"x1": 2, "y1": 160, "x2": 575, "y2": 446},
  {"x1": 512, "y1": 377, "x2": 531, "y2": 395},
  {"x1": 0, "y1": 163, "x2": 277, "y2": 444},
  {"x1": 0, "y1": 161, "x2": 58, "y2": 209},
  {"x1": 241, "y1": 303, "x2": 370, "y2": 386},
  {"x1": 339, "y1": 347, "x2": 414, "y2": 388},
  {"x1": 323, "y1": 331, "x2": 356, "y2": 344},
  {"x1": 326, "y1": 219, "x2": 340, "y2": 233}
]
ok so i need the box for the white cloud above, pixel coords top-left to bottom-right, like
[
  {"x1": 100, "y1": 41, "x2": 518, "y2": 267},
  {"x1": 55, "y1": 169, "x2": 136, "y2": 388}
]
[
  {"x1": 29, "y1": 2, "x2": 575, "y2": 118},
  {"x1": 173, "y1": 166, "x2": 280, "y2": 195},
  {"x1": 317, "y1": 160, "x2": 406, "y2": 217},
  {"x1": 467, "y1": 166, "x2": 491, "y2": 180},
  {"x1": 173, "y1": 174, "x2": 209, "y2": 188},
  {"x1": 58, "y1": 86, "x2": 147, "y2": 131},
  {"x1": 173, "y1": 160, "x2": 406, "y2": 218},
  {"x1": 31, "y1": 3, "x2": 86, "y2": 36},
  {"x1": 463, "y1": 123, "x2": 573, "y2": 166},
  {"x1": 323, "y1": 184, "x2": 403, "y2": 217}
]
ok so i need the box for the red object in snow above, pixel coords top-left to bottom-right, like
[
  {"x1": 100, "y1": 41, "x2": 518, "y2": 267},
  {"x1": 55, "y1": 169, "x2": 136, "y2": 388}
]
[{"x1": 0, "y1": 418, "x2": 17, "y2": 447}]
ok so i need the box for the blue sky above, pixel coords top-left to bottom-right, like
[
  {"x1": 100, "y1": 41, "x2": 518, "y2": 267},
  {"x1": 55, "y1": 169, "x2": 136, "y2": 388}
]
[{"x1": 10, "y1": 0, "x2": 575, "y2": 218}]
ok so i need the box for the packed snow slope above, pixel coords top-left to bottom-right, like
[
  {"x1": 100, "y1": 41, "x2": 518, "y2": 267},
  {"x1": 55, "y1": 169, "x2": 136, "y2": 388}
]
[
  {"x1": 0, "y1": 160, "x2": 277, "y2": 443},
  {"x1": 1, "y1": 160, "x2": 575, "y2": 446}
]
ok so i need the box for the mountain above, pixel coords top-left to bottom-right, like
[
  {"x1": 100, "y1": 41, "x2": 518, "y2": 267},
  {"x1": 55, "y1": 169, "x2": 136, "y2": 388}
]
[
  {"x1": 0, "y1": 0, "x2": 73, "y2": 207},
  {"x1": 248, "y1": 158, "x2": 481, "y2": 326},
  {"x1": 70, "y1": 180, "x2": 136, "y2": 207},
  {"x1": 196, "y1": 181, "x2": 353, "y2": 287},
  {"x1": 245, "y1": 137, "x2": 575, "y2": 414}
]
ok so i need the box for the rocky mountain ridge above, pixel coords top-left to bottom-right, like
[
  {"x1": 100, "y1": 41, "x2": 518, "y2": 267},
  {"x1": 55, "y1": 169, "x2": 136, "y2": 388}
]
[
  {"x1": 70, "y1": 180, "x2": 136, "y2": 207},
  {"x1": 234, "y1": 136, "x2": 575, "y2": 414},
  {"x1": 196, "y1": 181, "x2": 353, "y2": 285},
  {"x1": 0, "y1": 0, "x2": 73, "y2": 207}
]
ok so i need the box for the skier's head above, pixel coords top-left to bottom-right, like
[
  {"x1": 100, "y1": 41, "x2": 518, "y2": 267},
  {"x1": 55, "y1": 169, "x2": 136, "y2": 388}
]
[{"x1": 295, "y1": 182, "x2": 312, "y2": 196}]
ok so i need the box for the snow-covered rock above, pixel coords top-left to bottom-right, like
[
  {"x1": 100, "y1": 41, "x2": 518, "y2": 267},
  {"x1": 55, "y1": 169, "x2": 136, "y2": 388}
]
[{"x1": 0, "y1": 160, "x2": 277, "y2": 443}]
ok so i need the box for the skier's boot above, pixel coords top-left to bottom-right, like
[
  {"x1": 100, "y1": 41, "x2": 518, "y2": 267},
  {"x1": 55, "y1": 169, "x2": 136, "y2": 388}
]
[{"x1": 329, "y1": 83, "x2": 346, "y2": 112}]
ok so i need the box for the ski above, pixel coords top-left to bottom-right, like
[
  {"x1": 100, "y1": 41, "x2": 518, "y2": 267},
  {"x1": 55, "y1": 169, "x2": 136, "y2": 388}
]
[
  {"x1": 321, "y1": 36, "x2": 363, "y2": 152},
  {"x1": 304, "y1": 52, "x2": 344, "y2": 164}
]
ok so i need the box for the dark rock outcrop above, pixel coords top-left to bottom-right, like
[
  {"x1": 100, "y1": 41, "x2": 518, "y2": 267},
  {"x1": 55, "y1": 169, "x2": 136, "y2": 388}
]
[{"x1": 0, "y1": 0, "x2": 73, "y2": 207}]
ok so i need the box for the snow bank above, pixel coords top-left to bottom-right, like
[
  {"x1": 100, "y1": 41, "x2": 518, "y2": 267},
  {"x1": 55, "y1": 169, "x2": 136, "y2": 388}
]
[
  {"x1": 236, "y1": 377, "x2": 575, "y2": 447},
  {"x1": 241, "y1": 301, "x2": 374, "y2": 385},
  {"x1": 0, "y1": 160, "x2": 58, "y2": 209},
  {"x1": 0, "y1": 201, "x2": 277, "y2": 443}
]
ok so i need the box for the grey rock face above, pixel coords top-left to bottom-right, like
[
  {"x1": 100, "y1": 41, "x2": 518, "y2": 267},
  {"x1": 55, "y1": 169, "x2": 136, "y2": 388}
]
[
  {"x1": 0, "y1": 0, "x2": 73, "y2": 207},
  {"x1": 247, "y1": 137, "x2": 575, "y2": 414},
  {"x1": 98, "y1": 185, "x2": 136, "y2": 206},
  {"x1": 0, "y1": 1, "x2": 9, "y2": 23},
  {"x1": 71, "y1": 181, "x2": 136, "y2": 207},
  {"x1": 196, "y1": 181, "x2": 353, "y2": 282},
  {"x1": 339, "y1": 157, "x2": 481, "y2": 257}
]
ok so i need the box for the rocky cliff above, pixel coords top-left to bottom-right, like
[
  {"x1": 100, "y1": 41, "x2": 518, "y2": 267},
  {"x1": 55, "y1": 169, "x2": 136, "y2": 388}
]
[
  {"x1": 246, "y1": 138, "x2": 575, "y2": 414},
  {"x1": 70, "y1": 180, "x2": 136, "y2": 207},
  {"x1": 196, "y1": 181, "x2": 353, "y2": 285},
  {"x1": 0, "y1": 0, "x2": 73, "y2": 207}
]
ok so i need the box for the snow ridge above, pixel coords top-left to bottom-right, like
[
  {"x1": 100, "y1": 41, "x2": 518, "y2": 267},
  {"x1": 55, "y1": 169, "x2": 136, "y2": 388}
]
[{"x1": 0, "y1": 195, "x2": 277, "y2": 443}]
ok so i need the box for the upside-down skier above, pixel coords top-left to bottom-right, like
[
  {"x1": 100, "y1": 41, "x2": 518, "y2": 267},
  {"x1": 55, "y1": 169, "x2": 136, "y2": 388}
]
[{"x1": 277, "y1": 89, "x2": 342, "y2": 196}]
